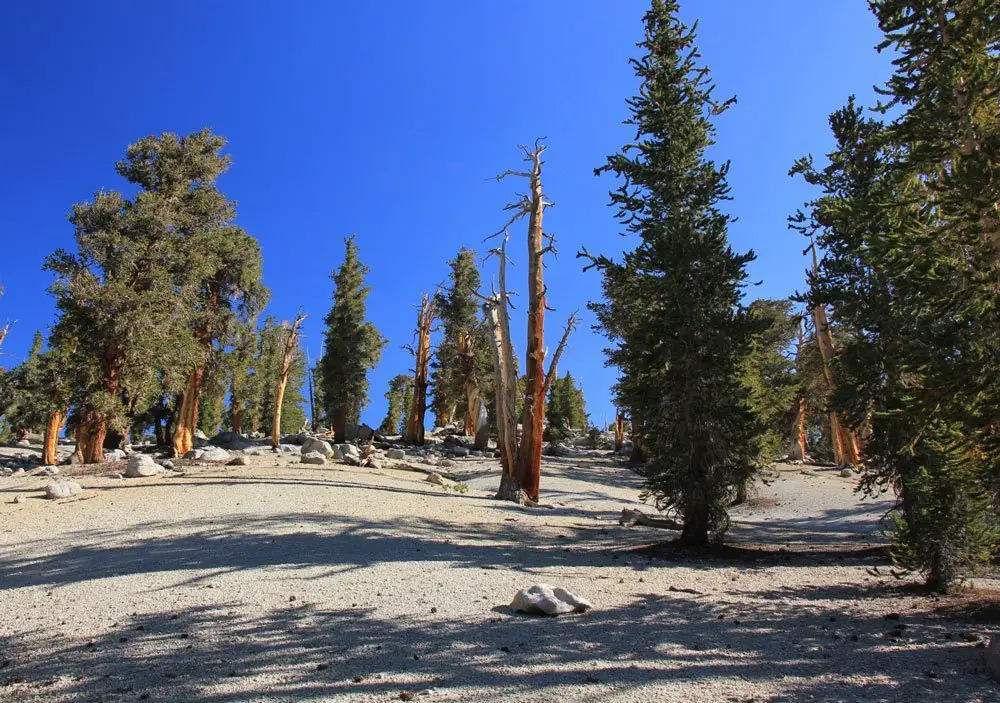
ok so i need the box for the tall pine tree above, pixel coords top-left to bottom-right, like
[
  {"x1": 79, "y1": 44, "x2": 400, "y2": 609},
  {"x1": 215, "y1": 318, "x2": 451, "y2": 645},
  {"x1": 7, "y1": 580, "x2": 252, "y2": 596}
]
[
  {"x1": 319, "y1": 236, "x2": 387, "y2": 441},
  {"x1": 584, "y1": 0, "x2": 762, "y2": 544}
]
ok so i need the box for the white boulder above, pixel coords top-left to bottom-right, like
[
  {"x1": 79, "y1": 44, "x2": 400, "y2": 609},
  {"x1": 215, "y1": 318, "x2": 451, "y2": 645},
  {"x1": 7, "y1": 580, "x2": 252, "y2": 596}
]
[
  {"x1": 301, "y1": 437, "x2": 335, "y2": 458},
  {"x1": 46, "y1": 481, "x2": 84, "y2": 500},
  {"x1": 511, "y1": 584, "x2": 593, "y2": 616},
  {"x1": 200, "y1": 447, "x2": 231, "y2": 462},
  {"x1": 301, "y1": 451, "x2": 327, "y2": 465},
  {"x1": 125, "y1": 454, "x2": 161, "y2": 478}
]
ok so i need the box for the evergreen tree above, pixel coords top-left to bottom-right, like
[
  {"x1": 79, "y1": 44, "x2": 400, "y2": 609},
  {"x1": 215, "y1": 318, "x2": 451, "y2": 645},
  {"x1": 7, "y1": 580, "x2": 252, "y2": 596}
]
[
  {"x1": 584, "y1": 0, "x2": 763, "y2": 544},
  {"x1": 793, "y1": 0, "x2": 1000, "y2": 590},
  {"x1": 546, "y1": 371, "x2": 588, "y2": 438},
  {"x1": 319, "y1": 236, "x2": 387, "y2": 440},
  {"x1": 430, "y1": 248, "x2": 491, "y2": 430},
  {"x1": 379, "y1": 373, "x2": 414, "y2": 435},
  {"x1": 741, "y1": 299, "x2": 800, "y2": 462}
]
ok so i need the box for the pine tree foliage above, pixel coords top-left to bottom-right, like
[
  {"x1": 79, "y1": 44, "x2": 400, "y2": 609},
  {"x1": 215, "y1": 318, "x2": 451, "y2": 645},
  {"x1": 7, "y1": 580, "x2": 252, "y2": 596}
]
[
  {"x1": 379, "y1": 373, "x2": 414, "y2": 435},
  {"x1": 319, "y1": 236, "x2": 387, "y2": 439},
  {"x1": 741, "y1": 299, "x2": 800, "y2": 462},
  {"x1": 546, "y1": 371, "x2": 588, "y2": 439},
  {"x1": 583, "y1": 0, "x2": 763, "y2": 544},
  {"x1": 430, "y1": 248, "x2": 492, "y2": 429},
  {"x1": 792, "y1": 0, "x2": 999, "y2": 590}
]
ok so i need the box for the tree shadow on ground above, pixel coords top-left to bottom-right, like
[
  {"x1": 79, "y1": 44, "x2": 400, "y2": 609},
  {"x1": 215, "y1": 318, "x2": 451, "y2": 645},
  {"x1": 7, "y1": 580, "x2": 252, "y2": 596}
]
[{"x1": 0, "y1": 585, "x2": 993, "y2": 702}]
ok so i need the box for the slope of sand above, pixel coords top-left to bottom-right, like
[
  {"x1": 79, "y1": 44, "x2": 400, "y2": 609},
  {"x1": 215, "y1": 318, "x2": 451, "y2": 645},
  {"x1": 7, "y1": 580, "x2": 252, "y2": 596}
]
[{"x1": 1, "y1": 447, "x2": 997, "y2": 702}]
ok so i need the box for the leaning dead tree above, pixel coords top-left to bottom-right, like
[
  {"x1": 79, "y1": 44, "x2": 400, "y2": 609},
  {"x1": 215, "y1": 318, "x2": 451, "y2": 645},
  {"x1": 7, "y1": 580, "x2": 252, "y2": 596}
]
[
  {"x1": 808, "y1": 243, "x2": 862, "y2": 466},
  {"x1": 272, "y1": 312, "x2": 306, "y2": 449},
  {"x1": 405, "y1": 293, "x2": 436, "y2": 445},
  {"x1": 483, "y1": 141, "x2": 578, "y2": 504}
]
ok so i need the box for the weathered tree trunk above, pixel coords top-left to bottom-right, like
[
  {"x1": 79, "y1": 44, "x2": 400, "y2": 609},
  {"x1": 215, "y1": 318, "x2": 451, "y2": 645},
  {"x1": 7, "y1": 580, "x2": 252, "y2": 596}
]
[
  {"x1": 515, "y1": 145, "x2": 551, "y2": 503},
  {"x1": 406, "y1": 295, "x2": 435, "y2": 445},
  {"x1": 795, "y1": 396, "x2": 808, "y2": 461},
  {"x1": 472, "y1": 397, "x2": 490, "y2": 450},
  {"x1": 172, "y1": 364, "x2": 204, "y2": 457},
  {"x1": 272, "y1": 313, "x2": 305, "y2": 449},
  {"x1": 42, "y1": 409, "x2": 65, "y2": 465},
  {"x1": 489, "y1": 142, "x2": 575, "y2": 504},
  {"x1": 614, "y1": 411, "x2": 625, "y2": 452},
  {"x1": 231, "y1": 397, "x2": 244, "y2": 437},
  {"x1": 0, "y1": 322, "x2": 10, "y2": 350},
  {"x1": 74, "y1": 416, "x2": 105, "y2": 464},
  {"x1": 484, "y1": 237, "x2": 524, "y2": 503},
  {"x1": 810, "y1": 245, "x2": 862, "y2": 466}
]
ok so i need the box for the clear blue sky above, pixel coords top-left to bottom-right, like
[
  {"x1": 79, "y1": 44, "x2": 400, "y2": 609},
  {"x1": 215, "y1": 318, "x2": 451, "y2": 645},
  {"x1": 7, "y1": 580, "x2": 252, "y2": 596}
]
[{"x1": 0, "y1": 1, "x2": 893, "y2": 429}]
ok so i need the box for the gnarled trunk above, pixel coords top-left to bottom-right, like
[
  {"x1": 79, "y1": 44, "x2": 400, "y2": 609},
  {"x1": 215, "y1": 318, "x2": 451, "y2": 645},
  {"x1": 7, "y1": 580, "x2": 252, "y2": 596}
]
[
  {"x1": 614, "y1": 410, "x2": 625, "y2": 452},
  {"x1": 172, "y1": 364, "x2": 204, "y2": 457},
  {"x1": 43, "y1": 409, "x2": 65, "y2": 465},
  {"x1": 406, "y1": 295, "x2": 435, "y2": 445},
  {"x1": 272, "y1": 314, "x2": 305, "y2": 449}
]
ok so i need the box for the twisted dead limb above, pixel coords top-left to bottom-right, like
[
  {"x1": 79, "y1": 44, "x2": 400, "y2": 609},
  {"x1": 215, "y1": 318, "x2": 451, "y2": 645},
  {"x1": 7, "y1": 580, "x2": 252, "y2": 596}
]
[
  {"x1": 405, "y1": 293, "x2": 437, "y2": 445},
  {"x1": 484, "y1": 142, "x2": 575, "y2": 504},
  {"x1": 272, "y1": 312, "x2": 306, "y2": 449}
]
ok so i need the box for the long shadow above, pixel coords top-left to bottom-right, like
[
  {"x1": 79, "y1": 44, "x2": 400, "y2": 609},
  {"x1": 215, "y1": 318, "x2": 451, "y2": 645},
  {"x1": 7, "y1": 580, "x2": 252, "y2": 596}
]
[{"x1": 0, "y1": 586, "x2": 992, "y2": 702}]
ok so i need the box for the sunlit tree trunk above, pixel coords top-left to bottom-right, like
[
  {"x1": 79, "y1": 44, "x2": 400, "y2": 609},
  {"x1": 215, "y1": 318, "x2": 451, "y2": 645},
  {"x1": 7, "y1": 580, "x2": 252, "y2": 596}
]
[
  {"x1": 42, "y1": 409, "x2": 65, "y2": 465},
  {"x1": 272, "y1": 313, "x2": 305, "y2": 449},
  {"x1": 406, "y1": 295, "x2": 435, "y2": 445},
  {"x1": 614, "y1": 410, "x2": 625, "y2": 452}
]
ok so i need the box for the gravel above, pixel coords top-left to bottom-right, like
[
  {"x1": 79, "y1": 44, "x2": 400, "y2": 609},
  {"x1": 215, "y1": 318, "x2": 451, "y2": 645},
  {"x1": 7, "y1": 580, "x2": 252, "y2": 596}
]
[{"x1": 0, "y1": 445, "x2": 996, "y2": 702}]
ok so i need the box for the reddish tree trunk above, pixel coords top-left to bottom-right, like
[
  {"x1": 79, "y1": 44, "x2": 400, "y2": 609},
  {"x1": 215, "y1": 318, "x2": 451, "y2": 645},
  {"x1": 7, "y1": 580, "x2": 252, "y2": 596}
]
[
  {"x1": 172, "y1": 364, "x2": 204, "y2": 457},
  {"x1": 43, "y1": 410, "x2": 65, "y2": 465},
  {"x1": 614, "y1": 410, "x2": 625, "y2": 452},
  {"x1": 406, "y1": 295, "x2": 435, "y2": 445}
]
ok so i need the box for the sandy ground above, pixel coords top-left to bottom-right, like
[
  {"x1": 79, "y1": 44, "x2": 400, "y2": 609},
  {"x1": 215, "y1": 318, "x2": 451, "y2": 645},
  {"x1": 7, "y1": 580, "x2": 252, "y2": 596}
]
[{"x1": 1, "y1": 444, "x2": 998, "y2": 702}]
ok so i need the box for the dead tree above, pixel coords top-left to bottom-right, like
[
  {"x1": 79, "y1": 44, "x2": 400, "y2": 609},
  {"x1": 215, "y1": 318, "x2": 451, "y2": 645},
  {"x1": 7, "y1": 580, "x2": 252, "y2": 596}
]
[
  {"x1": 405, "y1": 293, "x2": 436, "y2": 445},
  {"x1": 484, "y1": 141, "x2": 577, "y2": 503},
  {"x1": 809, "y1": 244, "x2": 862, "y2": 466},
  {"x1": 272, "y1": 312, "x2": 306, "y2": 449}
]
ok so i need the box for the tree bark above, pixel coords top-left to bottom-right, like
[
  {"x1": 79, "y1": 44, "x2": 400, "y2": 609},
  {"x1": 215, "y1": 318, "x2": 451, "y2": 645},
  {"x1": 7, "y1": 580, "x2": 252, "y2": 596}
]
[
  {"x1": 406, "y1": 295, "x2": 435, "y2": 445},
  {"x1": 42, "y1": 409, "x2": 65, "y2": 465},
  {"x1": 515, "y1": 145, "x2": 550, "y2": 503},
  {"x1": 484, "y1": 237, "x2": 523, "y2": 503},
  {"x1": 614, "y1": 410, "x2": 625, "y2": 452},
  {"x1": 810, "y1": 246, "x2": 862, "y2": 466},
  {"x1": 172, "y1": 363, "x2": 204, "y2": 457},
  {"x1": 272, "y1": 313, "x2": 305, "y2": 449}
]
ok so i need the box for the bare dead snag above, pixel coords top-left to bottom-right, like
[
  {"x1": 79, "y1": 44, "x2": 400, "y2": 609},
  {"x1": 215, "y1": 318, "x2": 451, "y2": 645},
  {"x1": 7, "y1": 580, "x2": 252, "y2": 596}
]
[
  {"x1": 542, "y1": 312, "x2": 579, "y2": 396},
  {"x1": 272, "y1": 312, "x2": 306, "y2": 449},
  {"x1": 0, "y1": 321, "x2": 11, "y2": 350},
  {"x1": 43, "y1": 409, "x2": 65, "y2": 465},
  {"x1": 809, "y1": 244, "x2": 862, "y2": 466},
  {"x1": 487, "y1": 141, "x2": 572, "y2": 504},
  {"x1": 405, "y1": 294, "x2": 436, "y2": 445},
  {"x1": 482, "y1": 235, "x2": 524, "y2": 503}
]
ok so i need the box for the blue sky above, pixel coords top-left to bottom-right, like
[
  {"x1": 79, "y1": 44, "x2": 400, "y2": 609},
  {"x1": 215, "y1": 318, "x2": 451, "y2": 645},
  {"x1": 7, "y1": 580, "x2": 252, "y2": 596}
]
[{"x1": 0, "y1": 1, "x2": 893, "y2": 429}]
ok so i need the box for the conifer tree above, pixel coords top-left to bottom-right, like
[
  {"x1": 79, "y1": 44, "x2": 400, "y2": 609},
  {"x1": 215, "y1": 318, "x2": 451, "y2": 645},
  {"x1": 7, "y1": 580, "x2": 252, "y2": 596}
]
[
  {"x1": 546, "y1": 371, "x2": 588, "y2": 439},
  {"x1": 794, "y1": 0, "x2": 1000, "y2": 589},
  {"x1": 379, "y1": 374, "x2": 414, "y2": 435},
  {"x1": 583, "y1": 0, "x2": 762, "y2": 544},
  {"x1": 741, "y1": 299, "x2": 800, "y2": 462},
  {"x1": 319, "y1": 236, "x2": 387, "y2": 441},
  {"x1": 430, "y1": 248, "x2": 492, "y2": 430}
]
